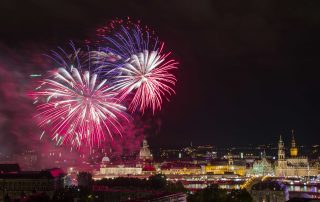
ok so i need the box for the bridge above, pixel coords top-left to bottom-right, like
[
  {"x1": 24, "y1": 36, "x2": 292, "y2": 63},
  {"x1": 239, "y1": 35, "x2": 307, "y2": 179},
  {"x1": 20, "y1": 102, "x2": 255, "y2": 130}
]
[{"x1": 241, "y1": 175, "x2": 271, "y2": 190}]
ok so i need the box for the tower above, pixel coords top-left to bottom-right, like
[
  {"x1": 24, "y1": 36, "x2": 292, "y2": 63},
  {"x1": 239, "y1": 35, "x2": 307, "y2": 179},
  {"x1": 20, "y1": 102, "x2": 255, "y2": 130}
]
[
  {"x1": 139, "y1": 138, "x2": 153, "y2": 161},
  {"x1": 227, "y1": 151, "x2": 233, "y2": 166},
  {"x1": 277, "y1": 134, "x2": 287, "y2": 176},
  {"x1": 261, "y1": 150, "x2": 267, "y2": 159},
  {"x1": 290, "y1": 129, "x2": 298, "y2": 157},
  {"x1": 278, "y1": 135, "x2": 285, "y2": 160}
]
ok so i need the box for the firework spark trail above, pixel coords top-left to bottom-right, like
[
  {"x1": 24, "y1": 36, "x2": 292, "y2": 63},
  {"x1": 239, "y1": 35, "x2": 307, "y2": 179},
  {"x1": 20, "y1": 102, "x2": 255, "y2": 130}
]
[
  {"x1": 93, "y1": 22, "x2": 178, "y2": 113},
  {"x1": 32, "y1": 67, "x2": 128, "y2": 150}
]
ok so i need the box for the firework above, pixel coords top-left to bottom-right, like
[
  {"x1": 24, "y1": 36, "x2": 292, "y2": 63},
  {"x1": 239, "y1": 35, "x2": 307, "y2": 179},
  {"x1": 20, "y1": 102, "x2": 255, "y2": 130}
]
[
  {"x1": 93, "y1": 21, "x2": 178, "y2": 113},
  {"x1": 32, "y1": 54, "x2": 128, "y2": 149}
]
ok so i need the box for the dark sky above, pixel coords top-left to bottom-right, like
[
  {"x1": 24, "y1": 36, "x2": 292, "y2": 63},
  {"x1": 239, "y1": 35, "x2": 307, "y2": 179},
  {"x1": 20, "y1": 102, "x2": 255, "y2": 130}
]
[{"x1": 1, "y1": 0, "x2": 320, "y2": 149}]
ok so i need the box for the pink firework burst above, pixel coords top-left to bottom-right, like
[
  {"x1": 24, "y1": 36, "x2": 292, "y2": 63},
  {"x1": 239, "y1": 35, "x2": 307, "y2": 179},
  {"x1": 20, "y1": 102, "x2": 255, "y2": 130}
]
[
  {"x1": 93, "y1": 20, "x2": 179, "y2": 114},
  {"x1": 112, "y1": 48, "x2": 178, "y2": 113},
  {"x1": 32, "y1": 67, "x2": 128, "y2": 150}
]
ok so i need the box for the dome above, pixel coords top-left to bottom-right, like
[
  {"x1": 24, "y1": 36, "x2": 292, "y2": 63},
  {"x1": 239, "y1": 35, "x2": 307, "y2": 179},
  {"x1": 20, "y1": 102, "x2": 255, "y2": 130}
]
[
  {"x1": 290, "y1": 130, "x2": 298, "y2": 157},
  {"x1": 139, "y1": 139, "x2": 153, "y2": 161},
  {"x1": 101, "y1": 156, "x2": 110, "y2": 163},
  {"x1": 290, "y1": 147, "x2": 298, "y2": 157}
]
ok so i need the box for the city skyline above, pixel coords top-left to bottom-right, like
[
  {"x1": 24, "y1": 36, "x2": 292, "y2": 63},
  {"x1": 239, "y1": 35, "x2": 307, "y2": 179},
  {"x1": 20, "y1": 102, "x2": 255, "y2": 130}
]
[
  {"x1": 1, "y1": 1, "x2": 320, "y2": 201},
  {"x1": 1, "y1": 0, "x2": 320, "y2": 153}
]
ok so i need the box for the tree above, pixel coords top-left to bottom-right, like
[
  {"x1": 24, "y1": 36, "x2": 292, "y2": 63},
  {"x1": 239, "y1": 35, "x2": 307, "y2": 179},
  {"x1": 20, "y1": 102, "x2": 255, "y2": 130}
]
[
  {"x1": 227, "y1": 189, "x2": 252, "y2": 202},
  {"x1": 148, "y1": 174, "x2": 167, "y2": 190},
  {"x1": 77, "y1": 172, "x2": 93, "y2": 188},
  {"x1": 166, "y1": 181, "x2": 187, "y2": 193},
  {"x1": 188, "y1": 185, "x2": 228, "y2": 202}
]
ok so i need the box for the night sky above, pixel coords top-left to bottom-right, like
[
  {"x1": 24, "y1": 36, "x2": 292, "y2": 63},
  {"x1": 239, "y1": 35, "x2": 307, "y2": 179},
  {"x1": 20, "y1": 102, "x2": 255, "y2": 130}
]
[{"x1": 1, "y1": 0, "x2": 320, "y2": 150}]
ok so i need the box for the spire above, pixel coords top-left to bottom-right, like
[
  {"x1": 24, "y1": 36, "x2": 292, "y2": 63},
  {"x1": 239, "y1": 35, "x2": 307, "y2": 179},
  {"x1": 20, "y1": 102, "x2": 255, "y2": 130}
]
[
  {"x1": 290, "y1": 129, "x2": 298, "y2": 157},
  {"x1": 291, "y1": 129, "x2": 296, "y2": 147},
  {"x1": 278, "y1": 134, "x2": 285, "y2": 160},
  {"x1": 279, "y1": 134, "x2": 283, "y2": 143},
  {"x1": 227, "y1": 151, "x2": 233, "y2": 166},
  {"x1": 139, "y1": 138, "x2": 153, "y2": 161},
  {"x1": 278, "y1": 134, "x2": 284, "y2": 147},
  {"x1": 262, "y1": 150, "x2": 266, "y2": 159},
  {"x1": 143, "y1": 138, "x2": 149, "y2": 148}
]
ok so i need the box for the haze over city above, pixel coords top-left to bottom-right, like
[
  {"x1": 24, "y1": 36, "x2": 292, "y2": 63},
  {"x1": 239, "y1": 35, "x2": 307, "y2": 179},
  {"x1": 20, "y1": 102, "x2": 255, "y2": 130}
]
[
  {"x1": 1, "y1": 1, "x2": 320, "y2": 151},
  {"x1": 0, "y1": 1, "x2": 320, "y2": 201}
]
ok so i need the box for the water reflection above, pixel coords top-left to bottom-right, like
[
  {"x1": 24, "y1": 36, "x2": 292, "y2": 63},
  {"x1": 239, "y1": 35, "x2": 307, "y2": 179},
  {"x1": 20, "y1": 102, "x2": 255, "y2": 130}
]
[
  {"x1": 288, "y1": 185, "x2": 319, "y2": 193},
  {"x1": 185, "y1": 183, "x2": 241, "y2": 190}
]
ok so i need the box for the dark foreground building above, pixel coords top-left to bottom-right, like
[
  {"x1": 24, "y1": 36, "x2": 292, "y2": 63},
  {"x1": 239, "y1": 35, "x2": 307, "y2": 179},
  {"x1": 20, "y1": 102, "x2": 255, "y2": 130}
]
[
  {"x1": 0, "y1": 164, "x2": 64, "y2": 201},
  {"x1": 135, "y1": 192, "x2": 187, "y2": 202},
  {"x1": 93, "y1": 184, "x2": 187, "y2": 202},
  {"x1": 251, "y1": 180, "x2": 289, "y2": 202}
]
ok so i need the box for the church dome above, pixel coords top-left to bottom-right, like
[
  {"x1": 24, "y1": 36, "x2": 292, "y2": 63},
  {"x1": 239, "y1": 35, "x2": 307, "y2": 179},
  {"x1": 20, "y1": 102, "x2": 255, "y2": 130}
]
[
  {"x1": 101, "y1": 156, "x2": 110, "y2": 163},
  {"x1": 290, "y1": 130, "x2": 298, "y2": 157},
  {"x1": 290, "y1": 147, "x2": 298, "y2": 157},
  {"x1": 139, "y1": 139, "x2": 153, "y2": 161}
]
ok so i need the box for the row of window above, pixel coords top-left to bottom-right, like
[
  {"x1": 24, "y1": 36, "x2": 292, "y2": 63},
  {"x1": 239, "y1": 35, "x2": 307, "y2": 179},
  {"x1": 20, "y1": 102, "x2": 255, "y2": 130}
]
[{"x1": 0, "y1": 180, "x2": 54, "y2": 191}]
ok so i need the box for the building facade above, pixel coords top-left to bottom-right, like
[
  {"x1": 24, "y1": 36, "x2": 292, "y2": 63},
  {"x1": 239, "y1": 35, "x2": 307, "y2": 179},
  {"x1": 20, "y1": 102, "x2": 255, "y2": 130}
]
[
  {"x1": 275, "y1": 134, "x2": 318, "y2": 177},
  {"x1": 160, "y1": 162, "x2": 202, "y2": 175},
  {"x1": 100, "y1": 164, "x2": 142, "y2": 176},
  {"x1": 139, "y1": 139, "x2": 153, "y2": 161},
  {"x1": 0, "y1": 166, "x2": 64, "y2": 201},
  {"x1": 249, "y1": 151, "x2": 274, "y2": 176},
  {"x1": 251, "y1": 181, "x2": 289, "y2": 202},
  {"x1": 205, "y1": 154, "x2": 247, "y2": 176},
  {"x1": 95, "y1": 139, "x2": 155, "y2": 179}
]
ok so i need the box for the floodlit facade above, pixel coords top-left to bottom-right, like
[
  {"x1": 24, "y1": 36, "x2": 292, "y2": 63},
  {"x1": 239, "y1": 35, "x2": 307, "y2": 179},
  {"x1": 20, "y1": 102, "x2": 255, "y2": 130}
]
[
  {"x1": 100, "y1": 165, "x2": 142, "y2": 176},
  {"x1": 160, "y1": 163, "x2": 202, "y2": 175},
  {"x1": 205, "y1": 153, "x2": 246, "y2": 176},
  {"x1": 95, "y1": 139, "x2": 154, "y2": 178},
  {"x1": 248, "y1": 151, "x2": 274, "y2": 176},
  {"x1": 275, "y1": 134, "x2": 318, "y2": 177},
  {"x1": 139, "y1": 139, "x2": 153, "y2": 161}
]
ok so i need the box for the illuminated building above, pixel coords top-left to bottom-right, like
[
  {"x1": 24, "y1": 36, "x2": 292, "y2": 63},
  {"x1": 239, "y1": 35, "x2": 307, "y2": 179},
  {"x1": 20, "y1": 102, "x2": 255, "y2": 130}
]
[
  {"x1": 139, "y1": 139, "x2": 153, "y2": 161},
  {"x1": 95, "y1": 139, "x2": 155, "y2": 179},
  {"x1": 204, "y1": 163, "x2": 246, "y2": 176},
  {"x1": 160, "y1": 162, "x2": 202, "y2": 175},
  {"x1": 275, "y1": 134, "x2": 318, "y2": 177},
  {"x1": 99, "y1": 164, "x2": 142, "y2": 177},
  {"x1": 290, "y1": 130, "x2": 298, "y2": 157},
  {"x1": 248, "y1": 151, "x2": 274, "y2": 176},
  {"x1": 205, "y1": 153, "x2": 246, "y2": 176},
  {"x1": 99, "y1": 157, "x2": 142, "y2": 177}
]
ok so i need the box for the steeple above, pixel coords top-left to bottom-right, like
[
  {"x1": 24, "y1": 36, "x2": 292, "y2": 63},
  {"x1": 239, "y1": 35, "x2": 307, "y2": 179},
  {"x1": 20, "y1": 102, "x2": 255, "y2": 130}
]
[
  {"x1": 291, "y1": 129, "x2": 296, "y2": 147},
  {"x1": 278, "y1": 134, "x2": 285, "y2": 160},
  {"x1": 278, "y1": 134, "x2": 284, "y2": 149},
  {"x1": 142, "y1": 139, "x2": 149, "y2": 148},
  {"x1": 290, "y1": 129, "x2": 298, "y2": 157},
  {"x1": 139, "y1": 138, "x2": 153, "y2": 161},
  {"x1": 262, "y1": 150, "x2": 267, "y2": 159},
  {"x1": 227, "y1": 151, "x2": 233, "y2": 166}
]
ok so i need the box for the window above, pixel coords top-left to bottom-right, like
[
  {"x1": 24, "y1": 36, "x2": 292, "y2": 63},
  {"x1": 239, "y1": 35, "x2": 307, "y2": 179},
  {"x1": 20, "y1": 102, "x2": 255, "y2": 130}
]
[
  {"x1": 266, "y1": 193, "x2": 270, "y2": 202},
  {"x1": 258, "y1": 193, "x2": 262, "y2": 202}
]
